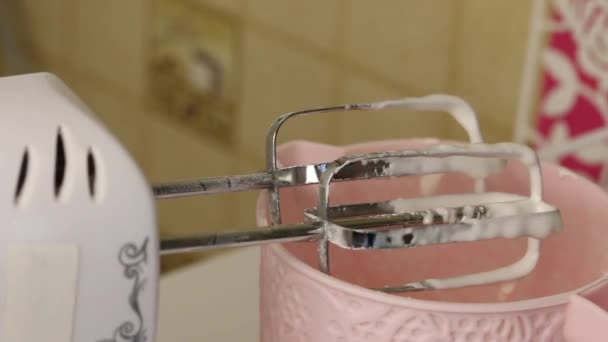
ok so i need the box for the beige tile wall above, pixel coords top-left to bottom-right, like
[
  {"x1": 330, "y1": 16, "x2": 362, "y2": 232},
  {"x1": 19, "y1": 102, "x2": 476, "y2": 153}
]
[
  {"x1": 248, "y1": 0, "x2": 341, "y2": 52},
  {"x1": 17, "y1": 0, "x2": 72, "y2": 67},
  {"x1": 344, "y1": 0, "x2": 456, "y2": 94},
  {"x1": 5, "y1": 1, "x2": 534, "y2": 270},
  {"x1": 448, "y1": 0, "x2": 534, "y2": 142},
  {"x1": 238, "y1": 29, "x2": 337, "y2": 160},
  {"x1": 334, "y1": 71, "x2": 444, "y2": 144},
  {"x1": 69, "y1": 0, "x2": 149, "y2": 96}
]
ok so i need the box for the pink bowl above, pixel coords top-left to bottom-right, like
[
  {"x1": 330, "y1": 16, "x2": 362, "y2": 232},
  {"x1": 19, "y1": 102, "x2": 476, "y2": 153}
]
[{"x1": 257, "y1": 140, "x2": 608, "y2": 341}]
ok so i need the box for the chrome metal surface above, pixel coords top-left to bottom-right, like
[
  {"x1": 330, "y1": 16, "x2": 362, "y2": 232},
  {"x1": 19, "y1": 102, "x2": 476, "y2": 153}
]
[
  {"x1": 153, "y1": 97, "x2": 562, "y2": 293},
  {"x1": 161, "y1": 222, "x2": 321, "y2": 254},
  {"x1": 312, "y1": 142, "x2": 561, "y2": 292},
  {"x1": 159, "y1": 198, "x2": 559, "y2": 255},
  {"x1": 263, "y1": 96, "x2": 485, "y2": 225},
  {"x1": 153, "y1": 156, "x2": 506, "y2": 199}
]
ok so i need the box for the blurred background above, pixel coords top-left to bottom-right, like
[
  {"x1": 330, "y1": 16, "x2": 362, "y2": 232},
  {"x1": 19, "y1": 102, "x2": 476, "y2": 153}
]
[
  {"x1": 0, "y1": 0, "x2": 536, "y2": 271},
  {"x1": 7, "y1": 2, "x2": 608, "y2": 339}
]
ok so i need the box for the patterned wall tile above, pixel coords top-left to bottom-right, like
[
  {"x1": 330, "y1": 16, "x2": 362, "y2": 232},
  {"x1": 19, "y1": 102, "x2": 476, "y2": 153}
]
[{"x1": 149, "y1": 0, "x2": 242, "y2": 148}]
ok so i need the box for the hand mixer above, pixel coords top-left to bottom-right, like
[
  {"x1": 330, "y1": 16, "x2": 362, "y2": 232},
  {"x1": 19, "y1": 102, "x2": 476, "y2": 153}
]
[{"x1": 0, "y1": 73, "x2": 562, "y2": 341}]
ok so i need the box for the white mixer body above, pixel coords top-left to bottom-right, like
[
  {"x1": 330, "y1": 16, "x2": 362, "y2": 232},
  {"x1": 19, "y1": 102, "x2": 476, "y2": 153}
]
[{"x1": 0, "y1": 73, "x2": 159, "y2": 341}]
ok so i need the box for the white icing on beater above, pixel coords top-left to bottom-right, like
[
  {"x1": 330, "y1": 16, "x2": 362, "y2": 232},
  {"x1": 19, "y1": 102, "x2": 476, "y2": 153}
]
[
  {"x1": 434, "y1": 207, "x2": 450, "y2": 223},
  {"x1": 463, "y1": 205, "x2": 474, "y2": 218},
  {"x1": 379, "y1": 142, "x2": 556, "y2": 290},
  {"x1": 423, "y1": 238, "x2": 541, "y2": 290},
  {"x1": 388, "y1": 156, "x2": 504, "y2": 180},
  {"x1": 368, "y1": 95, "x2": 483, "y2": 143},
  {"x1": 385, "y1": 193, "x2": 558, "y2": 242},
  {"x1": 368, "y1": 95, "x2": 492, "y2": 193},
  {"x1": 422, "y1": 210, "x2": 434, "y2": 225}
]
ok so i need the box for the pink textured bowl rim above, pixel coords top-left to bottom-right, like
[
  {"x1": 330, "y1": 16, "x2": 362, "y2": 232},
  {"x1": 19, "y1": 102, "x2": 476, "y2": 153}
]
[
  {"x1": 262, "y1": 154, "x2": 608, "y2": 314},
  {"x1": 268, "y1": 241, "x2": 608, "y2": 314}
]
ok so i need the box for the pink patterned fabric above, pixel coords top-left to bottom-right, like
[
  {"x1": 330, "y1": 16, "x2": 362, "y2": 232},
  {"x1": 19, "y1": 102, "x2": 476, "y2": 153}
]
[{"x1": 537, "y1": 0, "x2": 608, "y2": 182}]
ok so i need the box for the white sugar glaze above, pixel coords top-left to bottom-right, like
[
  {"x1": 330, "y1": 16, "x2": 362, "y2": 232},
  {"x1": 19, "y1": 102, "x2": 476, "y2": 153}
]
[
  {"x1": 369, "y1": 95, "x2": 483, "y2": 143},
  {"x1": 379, "y1": 142, "x2": 558, "y2": 290},
  {"x1": 369, "y1": 95, "x2": 489, "y2": 193}
]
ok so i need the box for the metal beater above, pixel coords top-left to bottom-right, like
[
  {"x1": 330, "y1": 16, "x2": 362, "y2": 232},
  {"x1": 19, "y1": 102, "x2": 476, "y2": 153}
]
[{"x1": 0, "y1": 73, "x2": 562, "y2": 341}]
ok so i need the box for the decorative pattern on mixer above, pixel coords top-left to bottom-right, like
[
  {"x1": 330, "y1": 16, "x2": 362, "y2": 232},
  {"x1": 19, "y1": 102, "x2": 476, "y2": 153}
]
[
  {"x1": 260, "y1": 246, "x2": 567, "y2": 342},
  {"x1": 99, "y1": 237, "x2": 150, "y2": 342}
]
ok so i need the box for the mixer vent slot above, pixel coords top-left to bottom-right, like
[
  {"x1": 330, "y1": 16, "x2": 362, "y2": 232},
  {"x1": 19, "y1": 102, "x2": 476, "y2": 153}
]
[
  {"x1": 54, "y1": 128, "x2": 66, "y2": 198},
  {"x1": 87, "y1": 148, "x2": 97, "y2": 198},
  {"x1": 14, "y1": 147, "x2": 29, "y2": 204}
]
